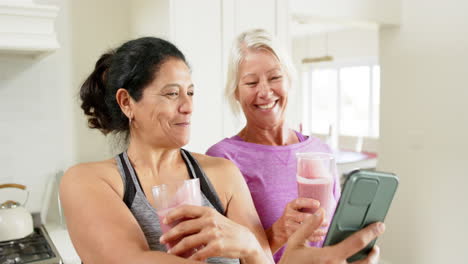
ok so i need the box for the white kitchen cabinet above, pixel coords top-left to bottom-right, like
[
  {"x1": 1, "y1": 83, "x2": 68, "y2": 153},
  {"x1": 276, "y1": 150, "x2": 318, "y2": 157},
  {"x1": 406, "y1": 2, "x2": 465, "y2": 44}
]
[
  {"x1": 129, "y1": 0, "x2": 289, "y2": 153},
  {"x1": 220, "y1": 0, "x2": 290, "y2": 139},
  {"x1": 46, "y1": 224, "x2": 81, "y2": 264},
  {"x1": 0, "y1": 0, "x2": 60, "y2": 55}
]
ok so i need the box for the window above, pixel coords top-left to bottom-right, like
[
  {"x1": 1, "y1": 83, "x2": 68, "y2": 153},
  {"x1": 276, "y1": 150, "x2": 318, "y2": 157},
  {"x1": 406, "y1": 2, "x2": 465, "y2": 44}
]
[{"x1": 302, "y1": 61, "x2": 380, "y2": 138}]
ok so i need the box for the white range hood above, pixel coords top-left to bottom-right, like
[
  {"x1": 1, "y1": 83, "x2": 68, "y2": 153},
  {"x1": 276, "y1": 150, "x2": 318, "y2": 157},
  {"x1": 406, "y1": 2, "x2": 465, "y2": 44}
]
[{"x1": 0, "y1": 0, "x2": 59, "y2": 55}]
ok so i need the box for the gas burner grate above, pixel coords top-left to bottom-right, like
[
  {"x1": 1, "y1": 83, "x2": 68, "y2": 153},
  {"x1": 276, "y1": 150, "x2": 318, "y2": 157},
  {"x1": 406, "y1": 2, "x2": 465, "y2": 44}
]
[{"x1": 0, "y1": 227, "x2": 61, "y2": 264}]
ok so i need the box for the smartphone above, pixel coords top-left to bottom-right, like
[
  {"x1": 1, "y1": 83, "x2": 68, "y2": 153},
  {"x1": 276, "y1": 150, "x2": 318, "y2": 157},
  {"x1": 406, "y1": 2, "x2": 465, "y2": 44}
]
[{"x1": 323, "y1": 169, "x2": 399, "y2": 262}]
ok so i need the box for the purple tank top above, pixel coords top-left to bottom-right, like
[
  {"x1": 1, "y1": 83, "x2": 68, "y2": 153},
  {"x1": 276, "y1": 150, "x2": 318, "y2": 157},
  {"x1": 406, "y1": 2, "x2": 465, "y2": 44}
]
[{"x1": 206, "y1": 131, "x2": 340, "y2": 263}]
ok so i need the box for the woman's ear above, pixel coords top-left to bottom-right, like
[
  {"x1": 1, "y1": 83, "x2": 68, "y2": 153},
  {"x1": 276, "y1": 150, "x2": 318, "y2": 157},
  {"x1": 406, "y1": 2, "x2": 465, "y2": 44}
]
[
  {"x1": 116, "y1": 88, "x2": 133, "y2": 119},
  {"x1": 234, "y1": 87, "x2": 240, "y2": 101}
]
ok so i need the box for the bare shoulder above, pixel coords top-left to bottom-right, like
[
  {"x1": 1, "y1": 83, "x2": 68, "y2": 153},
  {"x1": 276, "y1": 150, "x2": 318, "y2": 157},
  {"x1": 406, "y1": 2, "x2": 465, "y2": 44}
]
[
  {"x1": 190, "y1": 152, "x2": 245, "y2": 208},
  {"x1": 60, "y1": 160, "x2": 152, "y2": 262},
  {"x1": 61, "y1": 159, "x2": 123, "y2": 198},
  {"x1": 62, "y1": 159, "x2": 116, "y2": 183}
]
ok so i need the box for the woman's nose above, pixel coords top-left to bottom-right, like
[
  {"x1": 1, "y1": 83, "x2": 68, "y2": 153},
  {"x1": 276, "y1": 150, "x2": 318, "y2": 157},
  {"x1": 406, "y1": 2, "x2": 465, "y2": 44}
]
[
  {"x1": 258, "y1": 80, "x2": 273, "y2": 98},
  {"x1": 179, "y1": 94, "x2": 193, "y2": 114}
]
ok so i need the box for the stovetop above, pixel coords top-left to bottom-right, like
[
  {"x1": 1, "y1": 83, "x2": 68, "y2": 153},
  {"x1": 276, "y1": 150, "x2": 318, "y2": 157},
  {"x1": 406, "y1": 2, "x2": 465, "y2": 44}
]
[{"x1": 0, "y1": 226, "x2": 62, "y2": 264}]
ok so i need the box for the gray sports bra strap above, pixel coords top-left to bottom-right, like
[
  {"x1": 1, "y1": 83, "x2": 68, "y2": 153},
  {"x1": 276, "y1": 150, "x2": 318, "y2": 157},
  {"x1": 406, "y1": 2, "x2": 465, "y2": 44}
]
[
  {"x1": 180, "y1": 149, "x2": 226, "y2": 216},
  {"x1": 117, "y1": 150, "x2": 225, "y2": 215},
  {"x1": 116, "y1": 153, "x2": 137, "y2": 208}
]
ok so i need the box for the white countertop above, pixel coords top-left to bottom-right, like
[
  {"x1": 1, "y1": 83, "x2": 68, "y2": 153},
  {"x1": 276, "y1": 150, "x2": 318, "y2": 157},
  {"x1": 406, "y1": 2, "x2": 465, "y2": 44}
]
[
  {"x1": 335, "y1": 150, "x2": 378, "y2": 186},
  {"x1": 45, "y1": 224, "x2": 81, "y2": 264}
]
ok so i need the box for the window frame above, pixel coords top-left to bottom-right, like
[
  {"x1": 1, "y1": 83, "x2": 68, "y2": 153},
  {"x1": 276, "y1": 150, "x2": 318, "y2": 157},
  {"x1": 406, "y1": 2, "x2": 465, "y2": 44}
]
[{"x1": 301, "y1": 57, "x2": 380, "y2": 139}]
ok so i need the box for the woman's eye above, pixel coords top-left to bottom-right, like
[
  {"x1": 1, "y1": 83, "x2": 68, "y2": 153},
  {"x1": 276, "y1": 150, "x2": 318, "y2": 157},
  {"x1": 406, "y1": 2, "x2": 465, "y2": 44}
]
[
  {"x1": 188, "y1": 91, "x2": 194, "y2": 96},
  {"x1": 270, "y1": 76, "x2": 282, "y2": 81},
  {"x1": 246, "y1": 82, "x2": 257, "y2": 86},
  {"x1": 166, "y1": 92, "x2": 178, "y2": 97}
]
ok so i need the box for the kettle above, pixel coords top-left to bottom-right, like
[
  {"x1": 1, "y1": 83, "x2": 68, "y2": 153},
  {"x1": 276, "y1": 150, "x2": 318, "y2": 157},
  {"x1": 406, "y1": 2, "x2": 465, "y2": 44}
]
[{"x1": 0, "y1": 183, "x2": 34, "y2": 242}]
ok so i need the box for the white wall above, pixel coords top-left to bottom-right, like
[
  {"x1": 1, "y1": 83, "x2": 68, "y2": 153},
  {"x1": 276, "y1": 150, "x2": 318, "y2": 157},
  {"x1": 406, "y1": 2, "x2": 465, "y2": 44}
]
[
  {"x1": 168, "y1": 0, "x2": 224, "y2": 153},
  {"x1": 0, "y1": 0, "x2": 130, "y2": 213},
  {"x1": 70, "y1": 0, "x2": 131, "y2": 163},
  {"x1": 378, "y1": 0, "x2": 468, "y2": 263},
  {"x1": 129, "y1": 0, "x2": 171, "y2": 40}
]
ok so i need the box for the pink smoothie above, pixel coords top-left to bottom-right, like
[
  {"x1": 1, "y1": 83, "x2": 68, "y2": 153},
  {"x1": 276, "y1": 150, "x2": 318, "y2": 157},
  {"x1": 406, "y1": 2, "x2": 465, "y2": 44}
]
[
  {"x1": 155, "y1": 184, "x2": 202, "y2": 256},
  {"x1": 297, "y1": 176, "x2": 333, "y2": 216},
  {"x1": 157, "y1": 207, "x2": 178, "y2": 235},
  {"x1": 157, "y1": 205, "x2": 201, "y2": 258},
  {"x1": 156, "y1": 189, "x2": 201, "y2": 242},
  {"x1": 297, "y1": 158, "x2": 331, "y2": 179}
]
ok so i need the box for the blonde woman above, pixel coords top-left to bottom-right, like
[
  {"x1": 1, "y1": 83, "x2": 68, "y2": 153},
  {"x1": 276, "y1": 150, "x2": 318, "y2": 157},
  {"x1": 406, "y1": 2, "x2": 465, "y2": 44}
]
[{"x1": 207, "y1": 29, "x2": 380, "y2": 263}]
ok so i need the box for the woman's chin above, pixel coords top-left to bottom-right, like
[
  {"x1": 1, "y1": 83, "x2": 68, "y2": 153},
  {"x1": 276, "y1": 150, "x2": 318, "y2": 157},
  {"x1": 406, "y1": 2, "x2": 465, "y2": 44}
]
[
  {"x1": 155, "y1": 134, "x2": 190, "y2": 149},
  {"x1": 176, "y1": 136, "x2": 190, "y2": 148},
  {"x1": 169, "y1": 131, "x2": 190, "y2": 147}
]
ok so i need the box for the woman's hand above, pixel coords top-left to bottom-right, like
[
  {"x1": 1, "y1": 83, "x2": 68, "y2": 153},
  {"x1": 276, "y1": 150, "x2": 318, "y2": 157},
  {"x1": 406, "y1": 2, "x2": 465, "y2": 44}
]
[
  {"x1": 267, "y1": 198, "x2": 328, "y2": 253},
  {"x1": 160, "y1": 205, "x2": 264, "y2": 262},
  {"x1": 279, "y1": 209, "x2": 385, "y2": 264}
]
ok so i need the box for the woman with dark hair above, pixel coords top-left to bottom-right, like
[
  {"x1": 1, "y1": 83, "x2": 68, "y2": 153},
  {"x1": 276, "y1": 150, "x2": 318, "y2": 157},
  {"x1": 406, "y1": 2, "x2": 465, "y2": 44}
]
[{"x1": 60, "y1": 37, "x2": 273, "y2": 264}]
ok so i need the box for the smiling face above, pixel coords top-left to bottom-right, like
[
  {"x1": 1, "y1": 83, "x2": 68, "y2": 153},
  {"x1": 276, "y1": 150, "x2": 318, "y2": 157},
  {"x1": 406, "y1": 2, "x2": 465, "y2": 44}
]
[
  {"x1": 131, "y1": 58, "x2": 193, "y2": 148},
  {"x1": 236, "y1": 48, "x2": 289, "y2": 129}
]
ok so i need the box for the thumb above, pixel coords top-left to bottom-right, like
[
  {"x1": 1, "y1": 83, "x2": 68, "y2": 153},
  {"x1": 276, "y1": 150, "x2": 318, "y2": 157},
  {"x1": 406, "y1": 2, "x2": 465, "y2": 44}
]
[{"x1": 287, "y1": 208, "x2": 325, "y2": 247}]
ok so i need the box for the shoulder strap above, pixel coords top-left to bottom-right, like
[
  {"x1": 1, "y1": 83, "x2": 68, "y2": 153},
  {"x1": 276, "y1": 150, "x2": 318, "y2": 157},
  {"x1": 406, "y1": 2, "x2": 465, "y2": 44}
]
[
  {"x1": 180, "y1": 149, "x2": 226, "y2": 216},
  {"x1": 116, "y1": 153, "x2": 137, "y2": 208},
  {"x1": 122, "y1": 152, "x2": 147, "y2": 197}
]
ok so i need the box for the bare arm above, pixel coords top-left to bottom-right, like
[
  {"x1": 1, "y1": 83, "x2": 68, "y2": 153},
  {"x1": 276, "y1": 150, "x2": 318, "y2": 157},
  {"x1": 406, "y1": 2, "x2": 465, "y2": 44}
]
[
  {"x1": 221, "y1": 160, "x2": 274, "y2": 264},
  {"x1": 60, "y1": 163, "x2": 203, "y2": 264}
]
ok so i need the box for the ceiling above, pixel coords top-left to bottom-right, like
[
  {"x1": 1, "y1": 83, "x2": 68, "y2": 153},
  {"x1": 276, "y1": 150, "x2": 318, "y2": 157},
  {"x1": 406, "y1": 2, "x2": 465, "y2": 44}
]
[{"x1": 290, "y1": 14, "x2": 379, "y2": 37}]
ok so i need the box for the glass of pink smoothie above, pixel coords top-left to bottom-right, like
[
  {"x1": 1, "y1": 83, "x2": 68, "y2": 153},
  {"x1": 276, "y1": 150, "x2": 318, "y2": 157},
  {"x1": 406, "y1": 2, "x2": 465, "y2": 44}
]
[
  {"x1": 296, "y1": 152, "x2": 336, "y2": 220},
  {"x1": 152, "y1": 178, "x2": 202, "y2": 256}
]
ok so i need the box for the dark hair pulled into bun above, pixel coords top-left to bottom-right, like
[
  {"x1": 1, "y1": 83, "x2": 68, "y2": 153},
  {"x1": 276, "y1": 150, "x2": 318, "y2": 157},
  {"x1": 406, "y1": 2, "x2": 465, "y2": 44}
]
[{"x1": 79, "y1": 37, "x2": 187, "y2": 135}]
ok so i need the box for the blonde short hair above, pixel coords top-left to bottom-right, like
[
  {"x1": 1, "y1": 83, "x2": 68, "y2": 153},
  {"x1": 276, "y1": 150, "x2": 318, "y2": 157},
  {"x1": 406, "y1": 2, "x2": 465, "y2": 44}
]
[{"x1": 225, "y1": 28, "x2": 297, "y2": 116}]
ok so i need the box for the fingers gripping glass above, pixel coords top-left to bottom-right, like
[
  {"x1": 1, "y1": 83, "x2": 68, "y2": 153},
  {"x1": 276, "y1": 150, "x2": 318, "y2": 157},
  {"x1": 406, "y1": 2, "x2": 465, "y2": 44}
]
[{"x1": 152, "y1": 178, "x2": 202, "y2": 256}]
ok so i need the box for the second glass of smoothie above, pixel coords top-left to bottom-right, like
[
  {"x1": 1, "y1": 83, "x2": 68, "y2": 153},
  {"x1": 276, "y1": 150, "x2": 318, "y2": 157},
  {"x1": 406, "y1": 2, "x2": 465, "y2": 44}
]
[{"x1": 296, "y1": 152, "x2": 336, "y2": 220}]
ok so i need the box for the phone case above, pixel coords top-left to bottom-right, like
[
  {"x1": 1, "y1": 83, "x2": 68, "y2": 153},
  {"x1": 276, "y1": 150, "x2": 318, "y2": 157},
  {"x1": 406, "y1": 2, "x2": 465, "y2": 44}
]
[{"x1": 323, "y1": 169, "x2": 399, "y2": 262}]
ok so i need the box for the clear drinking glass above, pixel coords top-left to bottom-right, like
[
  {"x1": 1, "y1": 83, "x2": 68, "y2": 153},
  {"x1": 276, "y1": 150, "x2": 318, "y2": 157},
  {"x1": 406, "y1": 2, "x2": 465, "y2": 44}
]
[
  {"x1": 296, "y1": 152, "x2": 336, "y2": 220},
  {"x1": 152, "y1": 178, "x2": 202, "y2": 254}
]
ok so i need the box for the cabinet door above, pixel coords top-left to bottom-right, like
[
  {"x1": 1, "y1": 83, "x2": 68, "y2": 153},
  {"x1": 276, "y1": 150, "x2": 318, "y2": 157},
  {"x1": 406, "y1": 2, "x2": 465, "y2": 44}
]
[
  {"x1": 221, "y1": 0, "x2": 291, "y2": 139},
  {"x1": 171, "y1": 0, "x2": 224, "y2": 153},
  {"x1": 234, "y1": 0, "x2": 277, "y2": 34}
]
